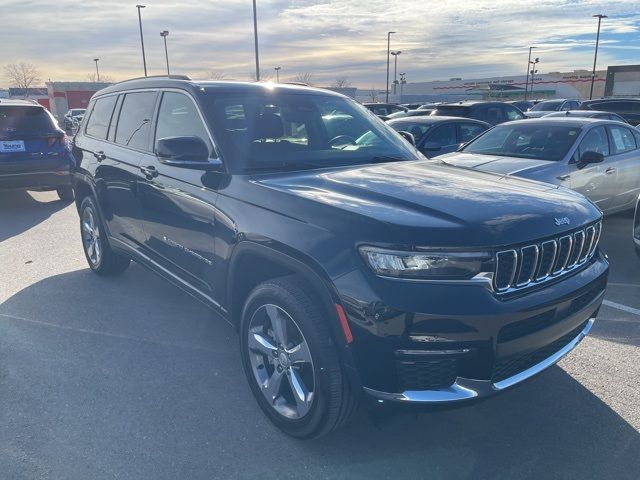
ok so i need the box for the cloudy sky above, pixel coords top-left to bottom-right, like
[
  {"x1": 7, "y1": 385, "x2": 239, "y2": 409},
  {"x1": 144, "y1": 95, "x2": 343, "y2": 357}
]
[{"x1": 1, "y1": 0, "x2": 639, "y2": 88}]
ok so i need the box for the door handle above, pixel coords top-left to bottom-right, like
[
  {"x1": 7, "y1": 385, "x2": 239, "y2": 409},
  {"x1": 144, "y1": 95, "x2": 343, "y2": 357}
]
[
  {"x1": 93, "y1": 150, "x2": 106, "y2": 162},
  {"x1": 140, "y1": 165, "x2": 159, "y2": 179},
  {"x1": 605, "y1": 167, "x2": 617, "y2": 174},
  {"x1": 557, "y1": 174, "x2": 570, "y2": 181}
]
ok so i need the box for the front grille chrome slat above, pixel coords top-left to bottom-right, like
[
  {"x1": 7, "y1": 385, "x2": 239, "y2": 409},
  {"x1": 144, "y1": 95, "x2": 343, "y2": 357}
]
[{"x1": 493, "y1": 221, "x2": 601, "y2": 294}]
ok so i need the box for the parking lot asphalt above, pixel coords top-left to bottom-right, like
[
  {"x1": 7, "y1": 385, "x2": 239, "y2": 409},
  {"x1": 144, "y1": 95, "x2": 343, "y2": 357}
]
[{"x1": 1, "y1": 190, "x2": 639, "y2": 480}]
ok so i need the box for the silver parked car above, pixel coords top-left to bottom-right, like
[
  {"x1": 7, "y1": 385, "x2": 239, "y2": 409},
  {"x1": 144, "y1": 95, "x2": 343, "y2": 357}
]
[
  {"x1": 439, "y1": 118, "x2": 640, "y2": 215},
  {"x1": 525, "y1": 99, "x2": 581, "y2": 118}
]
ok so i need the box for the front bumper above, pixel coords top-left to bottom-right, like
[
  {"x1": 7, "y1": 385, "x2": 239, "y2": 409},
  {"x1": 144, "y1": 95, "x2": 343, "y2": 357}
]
[
  {"x1": 364, "y1": 317, "x2": 594, "y2": 403},
  {"x1": 336, "y1": 251, "x2": 608, "y2": 403}
]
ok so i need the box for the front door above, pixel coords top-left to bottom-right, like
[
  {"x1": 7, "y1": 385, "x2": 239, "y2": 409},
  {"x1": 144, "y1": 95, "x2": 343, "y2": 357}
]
[
  {"x1": 137, "y1": 90, "x2": 219, "y2": 294},
  {"x1": 569, "y1": 125, "x2": 616, "y2": 213}
]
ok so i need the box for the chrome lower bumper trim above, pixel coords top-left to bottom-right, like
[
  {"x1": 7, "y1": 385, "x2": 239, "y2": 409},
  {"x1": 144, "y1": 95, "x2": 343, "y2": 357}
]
[{"x1": 364, "y1": 318, "x2": 595, "y2": 404}]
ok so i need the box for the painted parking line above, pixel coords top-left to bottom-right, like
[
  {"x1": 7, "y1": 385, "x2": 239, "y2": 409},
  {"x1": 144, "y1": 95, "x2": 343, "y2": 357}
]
[{"x1": 602, "y1": 300, "x2": 640, "y2": 317}]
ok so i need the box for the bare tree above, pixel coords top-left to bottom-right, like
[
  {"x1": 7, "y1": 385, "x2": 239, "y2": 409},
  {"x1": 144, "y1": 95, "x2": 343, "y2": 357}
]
[
  {"x1": 4, "y1": 63, "x2": 41, "y2": 96},
  {"x1": 367, "y1": 88, "x2": 379, "y2": 102},
  {"x1": 292, "y1": 72, "x2": 313, "y2": 85},
  {"x1": 86, "y1": 73, "x2": 114, "y2": 83},
  {"x1": 206, "y1": 70, "x2": 227, "y2": 80},
  {"x1": 332, "y1": 76, "x2": 351, "y2": 88}
]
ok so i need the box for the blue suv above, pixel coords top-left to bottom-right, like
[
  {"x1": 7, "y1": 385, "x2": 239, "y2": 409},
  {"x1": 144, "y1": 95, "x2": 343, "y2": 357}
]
[{"x1": 0, "y1": 99, "x2": 75, "y2": 200}]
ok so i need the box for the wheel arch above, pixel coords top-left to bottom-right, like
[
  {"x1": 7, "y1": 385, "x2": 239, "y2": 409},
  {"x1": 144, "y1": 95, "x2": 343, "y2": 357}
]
[{"x1": 226, "y1": 241, "x2": 363, "y2": 395}]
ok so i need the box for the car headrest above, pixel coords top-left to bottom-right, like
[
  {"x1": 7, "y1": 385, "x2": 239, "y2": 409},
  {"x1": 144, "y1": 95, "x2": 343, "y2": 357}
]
[{"x1": 253, "y1": 113, "x2": 284, "y2": 140}]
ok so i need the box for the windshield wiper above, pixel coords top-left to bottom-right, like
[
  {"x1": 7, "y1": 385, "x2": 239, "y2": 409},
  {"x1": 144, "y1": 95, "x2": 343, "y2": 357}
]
[{"x1": 245, "y1": 162, "x2": 326, "y2": 173}]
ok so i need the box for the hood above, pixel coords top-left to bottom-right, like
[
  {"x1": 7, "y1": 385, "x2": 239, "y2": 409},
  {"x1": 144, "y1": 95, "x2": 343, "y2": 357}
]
[
  {"x1": 254, "y1": 160, "x2": 600, "y2": 248},
  {"x1": 437, "y1": 152, "x2": 556, "y2": 177}
]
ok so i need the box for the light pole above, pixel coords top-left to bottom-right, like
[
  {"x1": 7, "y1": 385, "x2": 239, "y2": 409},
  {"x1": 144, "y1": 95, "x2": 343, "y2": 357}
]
[
  {"x1": 524, "y1": 46, "x2": 537, "y2": 101},
  {"x1": 136, "y1": 5, "x2": 148, "y2": 77},
  {"x1": 391, "y1": 51, "x2": 402, "y2": 95},
  {"x1": 529, "y1": 57, "x2": 540, "y2": 100},
  {"x1": 399, "y1": 72, "x2": 406, "y2": 103},
  {"x1": 93, "y1": 58, "x2": 100, "y2": 82},
  {"x1": 385, "y1": 31, "x2": 396, "y2": 103},
  {"x1": 252, "y1": 0, "x2": 260, "y2": 81},
  {"x1": 274, "y1": 66, "x2": 281, "y2": 82},
  {"x1": 590, "y1": 14, "x2": 607, "y2": 100},
  {"x1": 160, "y1": 30, "x2": 170, "y2": 75}
]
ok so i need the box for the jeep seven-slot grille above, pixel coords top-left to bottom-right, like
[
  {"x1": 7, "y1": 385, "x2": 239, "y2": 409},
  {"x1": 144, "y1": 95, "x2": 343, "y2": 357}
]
[{"x1": 494, "y1": 222, "x2": 601, "y2": 293}]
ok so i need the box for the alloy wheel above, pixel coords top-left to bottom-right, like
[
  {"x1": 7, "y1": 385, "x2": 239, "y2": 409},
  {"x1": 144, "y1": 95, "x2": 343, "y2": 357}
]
[
  {"x1": 247, "y1": 304, "x2": 315, "y2": 419},
  {"x1": 82, "y1": 206, "x2": 102, "y2": 267}
]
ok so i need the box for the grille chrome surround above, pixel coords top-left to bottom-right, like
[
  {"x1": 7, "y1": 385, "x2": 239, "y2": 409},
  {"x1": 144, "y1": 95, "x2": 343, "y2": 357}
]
[{"x1": 493, "y1": 222, "x2": 602, "y2": 294}]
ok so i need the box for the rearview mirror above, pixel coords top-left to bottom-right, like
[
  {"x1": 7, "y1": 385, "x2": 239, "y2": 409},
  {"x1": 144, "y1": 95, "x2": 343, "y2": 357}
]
[
  {"x1": 397, "y1": 130, "x2": 416, "y2": 146},
  {"x1": 156, "y1": 136, "x2": 222, "y2": 171},
  {"x1": 578, "y1": 151, "x2": 605, "y2": 167}
]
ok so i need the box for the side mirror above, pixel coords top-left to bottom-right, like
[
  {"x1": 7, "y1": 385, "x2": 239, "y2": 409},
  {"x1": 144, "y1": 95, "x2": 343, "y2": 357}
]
[
  {"x1": 155, "y1": 136, "x2": 222, "y2": 171},
  {"x1": 397, "y1": 130, "x2": 416, "y2": 146},
  {"x1": 578, "y1": 151, "x2": 605, "y2": 167},
  {"x1": 422, "y1": 141, "x2": 442, "y2": 152}
]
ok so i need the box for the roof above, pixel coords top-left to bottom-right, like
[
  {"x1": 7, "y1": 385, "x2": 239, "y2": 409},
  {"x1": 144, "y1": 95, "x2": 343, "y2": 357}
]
[
  {"x1": 0, "y1": 98, "x2": 43, "y2": 107},
  {"x1": 545, "y1": 110, "x2": 610, "y2": 117},
  {"x1": 387, "y1": 116, "x2": 490, "y2": 126},
  {"x1": 502, "y1": 117, "x2": 610, "y2": 127},
  {"x1": 435, "y1": 101, "x2": 510, "y2": 107},
  {"x1": 94, "y1": 76, "x2": 344, "y2": 99},
  {"x1": 581, "y1": 98, "x2": 640, "y2": 105}
]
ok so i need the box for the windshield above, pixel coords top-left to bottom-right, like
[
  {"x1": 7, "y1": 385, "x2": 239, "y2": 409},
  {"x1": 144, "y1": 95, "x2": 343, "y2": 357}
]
[
  {"x1": 388, "y1": 121, "x2": 432, "y2": 143},
  {"x1": 0, "y1": 106, "x2": 58, "y2": 138},
  {"x1": 203, "y1": 92, "x2": 419, "y2": 172},
  {"x1": 462, "y1": 123, "x2": 581, "y2": 161},
  {"x1": 530, "y1": 101, "x2": 563, "y2": 112}
]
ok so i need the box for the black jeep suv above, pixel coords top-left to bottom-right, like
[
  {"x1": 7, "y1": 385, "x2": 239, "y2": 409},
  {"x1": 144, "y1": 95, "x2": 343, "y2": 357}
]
[{"x1": 72, "y1": 76, "x2": 608, "y2": 438}]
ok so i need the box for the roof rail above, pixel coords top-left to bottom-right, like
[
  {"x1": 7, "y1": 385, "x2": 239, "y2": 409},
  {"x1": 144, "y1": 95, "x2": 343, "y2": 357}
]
[
  {"x1": 116, "y1": 74, "x2": 192, "y2": 84},
  {"x1": 282, "y1": 81, "x2": 308, "y2": 86}
]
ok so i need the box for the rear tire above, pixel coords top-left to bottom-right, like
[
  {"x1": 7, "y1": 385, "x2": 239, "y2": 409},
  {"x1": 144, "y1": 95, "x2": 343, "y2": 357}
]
[
  {"x1": 57, "y1": 186, "x2": 74, "y2": 202},
  {"x1": 240, "y1": 277, "x2": 357, "y2": 439},
  {"x1": 79, "y1": 196, "x2": 130, "y2": 276}
]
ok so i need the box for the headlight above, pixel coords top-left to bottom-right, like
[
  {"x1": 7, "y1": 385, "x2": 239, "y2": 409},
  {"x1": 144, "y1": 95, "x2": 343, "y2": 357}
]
[{"x1": 359, "y1": 246, "x2": 493, "y2": 280}]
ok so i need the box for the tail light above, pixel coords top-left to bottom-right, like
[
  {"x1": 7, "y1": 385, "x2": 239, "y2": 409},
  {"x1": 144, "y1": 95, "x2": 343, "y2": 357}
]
[{"x1": 46, "y1": 134, "x2": 68, "y2": 149}]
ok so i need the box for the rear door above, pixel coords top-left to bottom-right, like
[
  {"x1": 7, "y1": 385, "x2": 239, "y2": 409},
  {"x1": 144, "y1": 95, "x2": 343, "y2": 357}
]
[
  {"x1": 606, "y1": 124, "x2": 640, "y2": 210},
  {"x1": 80, "y1": 91, "x2": 155, "y2": 248},
  {"x1": 137, "y1": 90, "x2": 219, "y2": 294}
]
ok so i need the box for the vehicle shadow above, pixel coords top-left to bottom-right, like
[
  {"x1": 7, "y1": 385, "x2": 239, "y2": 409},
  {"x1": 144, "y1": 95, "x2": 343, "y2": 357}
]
[
  {"x1": 0, "y1": 191, "x2": 70, "y2": 243},
  {"x1": 1, "y1": 267, "x2": 638, "y2": 480}
]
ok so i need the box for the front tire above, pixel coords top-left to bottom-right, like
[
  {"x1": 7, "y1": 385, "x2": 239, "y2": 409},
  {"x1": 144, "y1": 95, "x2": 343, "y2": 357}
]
[
  {"x1": 79, "y1": 196, "x2": 130, "y2": 276},
  {"x1": 240, "y1": 277, "x2": 357, "y2": 438}
]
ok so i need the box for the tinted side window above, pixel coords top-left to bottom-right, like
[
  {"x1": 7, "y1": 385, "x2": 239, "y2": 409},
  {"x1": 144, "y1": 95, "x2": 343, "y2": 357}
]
[
  {"x1": 85, "y1": 96, "x2": 117, "y2": 139},
  {"x1": 428, "y1": 124, "x2": 457, "y2": 145},
  {"x1": 608, "y1": 125, "x2": 637, "y2": 155},
  {"x1": 484, "y1": 106, "x2": 503, "y2": 124},
  {"x1": 578, "y1": 126, "x2": 610, "y2": 158},
  {"x1": 458, "y1": 123, "x2": 487, "y2": 143},
  {"x1": 114, "y1": 92, "x2": 157, "y2": 150},
  {"x1": 155, "y1": 92, "x2": 213, "y2": 154}
]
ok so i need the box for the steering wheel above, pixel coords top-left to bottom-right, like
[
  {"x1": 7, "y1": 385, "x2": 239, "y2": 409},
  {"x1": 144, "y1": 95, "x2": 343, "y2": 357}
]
[{"x1": 329, "y1": 135, "x2": 357, "y2": 147}]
